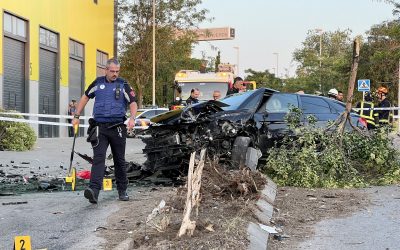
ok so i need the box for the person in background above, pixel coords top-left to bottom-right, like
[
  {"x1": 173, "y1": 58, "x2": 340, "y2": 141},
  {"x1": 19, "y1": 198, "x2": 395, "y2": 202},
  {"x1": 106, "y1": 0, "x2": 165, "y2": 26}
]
[
  {"x1": 337, "y1": 90, "x2": 344, "y2": 102},
  {"x1": 356, "y1": 92, "x2": 375, "y2": 130},
  {"x1": 212, "y1": 90, "x2": 221, "y2": 101},
  {"x1": 227, "y1": 77, "x2": 243, "y2": 95},
  {"x1": 67, "y1": 100, "x2": 77, "y2": 137},
  {"x1": 186, "y1": 88, "x2": 200, "y2": 105},
  {"x1": 314, "y1": 91, "x2": 323, "y2": 96},
  {"x1": 327, "y1": 88, "x2": 338, "y2": 100},
  {"x1": 374, "y1": 86, "x2": 391, "y2": 127}
]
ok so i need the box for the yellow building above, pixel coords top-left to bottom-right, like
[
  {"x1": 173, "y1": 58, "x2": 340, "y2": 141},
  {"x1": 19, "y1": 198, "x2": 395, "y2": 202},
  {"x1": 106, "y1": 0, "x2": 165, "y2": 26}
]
[{"x1": 0, "y1": 0, "x2": 115, "y2": 137}]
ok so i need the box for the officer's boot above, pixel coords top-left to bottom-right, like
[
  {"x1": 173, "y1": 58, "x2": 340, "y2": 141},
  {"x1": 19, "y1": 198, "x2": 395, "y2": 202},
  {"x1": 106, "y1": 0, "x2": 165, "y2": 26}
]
[
  {"x1": 118, "y1": 190, "x2": 129, "y2": 201},
  {"x1": 84, "y1": 187, "x2": 99, "y2": 204}
]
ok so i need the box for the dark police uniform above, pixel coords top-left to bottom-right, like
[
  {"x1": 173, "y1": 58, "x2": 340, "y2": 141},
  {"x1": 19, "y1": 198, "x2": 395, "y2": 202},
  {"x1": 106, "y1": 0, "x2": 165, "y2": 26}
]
[
  {"x1": 226, "y1": 87, "x2": 239, "y2": 96},
  {"x1": 85, "y1": 76, "x2": 136, "y2": 193},
  {"x1": 374, "y1": 98, "x2": 391, "y2": 126},
  {"x1": 186, "y1": 96, "x2": 199, "y2": 105}
]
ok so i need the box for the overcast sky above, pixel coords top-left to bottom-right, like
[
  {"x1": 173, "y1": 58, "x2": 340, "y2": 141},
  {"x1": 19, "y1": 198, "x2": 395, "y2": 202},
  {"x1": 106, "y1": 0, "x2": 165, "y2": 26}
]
[{"x1": 192, "y1": 0, "x2": 396, "y2": 78}]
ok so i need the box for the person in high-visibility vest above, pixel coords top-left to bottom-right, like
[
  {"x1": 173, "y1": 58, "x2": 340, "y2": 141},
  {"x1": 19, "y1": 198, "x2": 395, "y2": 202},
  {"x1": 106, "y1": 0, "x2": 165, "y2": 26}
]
[
  {"x1": 374, "y1": 86, "x2": 391, "y2": 126},
  {"x1": 356, "y1": 92, "x2": 376, "y2": 129}
]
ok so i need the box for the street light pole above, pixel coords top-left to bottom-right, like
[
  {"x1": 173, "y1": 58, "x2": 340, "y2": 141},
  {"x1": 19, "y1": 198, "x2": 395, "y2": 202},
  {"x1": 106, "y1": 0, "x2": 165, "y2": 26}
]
[
  {"x1": 316, "y1": 28, "x2": 323, "y2": 91},
  {"x1": 273, "y1": 52, "x2": 279, "y2": 77},
  {"x1": 152, "y1": 0, "x2": 156, "y2": 106},
  {"x1": 233, "y1": 46, "x2": 239, "y2": 75}
]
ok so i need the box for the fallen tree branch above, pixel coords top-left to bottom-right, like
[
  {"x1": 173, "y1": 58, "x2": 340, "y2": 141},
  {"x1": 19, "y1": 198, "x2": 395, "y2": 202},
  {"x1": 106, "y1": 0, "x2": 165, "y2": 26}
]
[{"x1": 177, "y1": 148, "x2": 206, "y2": 237}]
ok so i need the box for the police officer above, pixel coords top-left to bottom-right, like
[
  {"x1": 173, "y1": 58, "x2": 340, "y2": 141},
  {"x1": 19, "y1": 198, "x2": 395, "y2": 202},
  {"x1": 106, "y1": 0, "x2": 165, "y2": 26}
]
[
  {"x1": 227, "y1": 77, "x2": 243, "y2": 95},
  {"x1": 374, "y1": 86, "x2": 391, "y2": 126},
  {"x1": 186, "y1": 88, "x2": 200, "y2": 105},
  {"x1": 356, "y1": 92, "x2": 375, "y2": 130},
  {"x1": 72, "y1": 58, "x2": 137, "y2": 204}
]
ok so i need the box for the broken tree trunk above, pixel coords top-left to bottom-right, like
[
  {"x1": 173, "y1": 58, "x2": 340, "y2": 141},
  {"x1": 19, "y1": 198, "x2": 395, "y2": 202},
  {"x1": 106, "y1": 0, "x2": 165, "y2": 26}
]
[
  {"x1": 177, "y1": 148, "x2": 206, "y2": 237},
  {"x1": 332, "y1": 38, "x2": 361, "y2": 141}
]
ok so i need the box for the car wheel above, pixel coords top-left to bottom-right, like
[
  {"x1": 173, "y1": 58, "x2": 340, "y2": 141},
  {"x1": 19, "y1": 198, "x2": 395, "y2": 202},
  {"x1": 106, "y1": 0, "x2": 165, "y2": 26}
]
[{"x1": 231, "y1": 136, "x2": 252, "y2": 168}]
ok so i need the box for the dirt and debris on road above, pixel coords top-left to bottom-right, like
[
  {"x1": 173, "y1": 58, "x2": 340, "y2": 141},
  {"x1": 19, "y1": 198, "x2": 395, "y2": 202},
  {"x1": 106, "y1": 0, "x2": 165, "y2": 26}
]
[
  {"x1": 268, "y1": 187, "x2": 370, "y2": 250},
  {"x1": 100, "y1": 162, "x2": 267, "y2": 249}
]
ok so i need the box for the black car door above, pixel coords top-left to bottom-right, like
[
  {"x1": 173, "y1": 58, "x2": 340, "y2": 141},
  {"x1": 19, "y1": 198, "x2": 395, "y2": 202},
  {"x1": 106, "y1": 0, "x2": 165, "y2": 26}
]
[
  {"x1": 299, "y1": 96, "x2": 337, "y2": 127},
  {"x1": 254, "y1": 93, "x2": 299, "y2": 153}
]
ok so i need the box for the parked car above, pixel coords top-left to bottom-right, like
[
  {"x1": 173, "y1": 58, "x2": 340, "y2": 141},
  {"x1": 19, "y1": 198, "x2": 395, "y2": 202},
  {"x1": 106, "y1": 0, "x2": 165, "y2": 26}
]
[
  {"x1": 142, "y1": 88, "x2": 366, "y2": 174},
  {"x1": 127, "y1": 108, "x2": 169, "y2": 138}
]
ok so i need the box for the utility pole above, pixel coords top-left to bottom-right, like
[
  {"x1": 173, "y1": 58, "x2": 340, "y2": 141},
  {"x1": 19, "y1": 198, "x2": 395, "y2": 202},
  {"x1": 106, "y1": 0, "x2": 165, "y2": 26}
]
[
  {"x1": 233, "y1": 46, "x2": 239, "y2": 75},
  {"x1": 398, "y1": 59, "x2": 400, "y2": 132},
  {"x1": 152, "y1": 0, "x2": 156, "y2": 106},
  {"x1": 273, "y1": 52, "x2": 279, "y2": 77},
  {"x1": 113, "y1": 0, "x2": 118, "y2": 57},
  {"x1": 316, "y1": 28, "x2": 323, "y2": 92}
]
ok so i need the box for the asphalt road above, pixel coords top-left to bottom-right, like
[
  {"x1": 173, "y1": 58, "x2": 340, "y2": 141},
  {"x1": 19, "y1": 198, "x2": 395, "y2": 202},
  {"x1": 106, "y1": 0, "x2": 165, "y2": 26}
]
[
  {"x1": 298, "y1": 186, "x2": 400, "y2": 250},
  {"x1": 1, "y1": 136, "x2": 400, "y2": 249},
  {"x1": 0, "y1": 137, "x2": 146, "y2": 249}
]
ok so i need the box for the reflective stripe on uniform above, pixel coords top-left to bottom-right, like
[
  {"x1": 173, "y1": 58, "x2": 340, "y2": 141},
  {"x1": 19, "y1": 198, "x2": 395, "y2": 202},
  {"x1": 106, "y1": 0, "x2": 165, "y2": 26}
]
[{"x1": 360, "y1": 102, "x2": 375, "y2": 125}]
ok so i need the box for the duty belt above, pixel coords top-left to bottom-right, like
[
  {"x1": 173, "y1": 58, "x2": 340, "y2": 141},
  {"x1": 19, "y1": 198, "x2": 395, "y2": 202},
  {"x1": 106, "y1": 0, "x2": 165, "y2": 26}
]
[{"x1": 98, "y1": 122, "x2": 125, "y2": 129}]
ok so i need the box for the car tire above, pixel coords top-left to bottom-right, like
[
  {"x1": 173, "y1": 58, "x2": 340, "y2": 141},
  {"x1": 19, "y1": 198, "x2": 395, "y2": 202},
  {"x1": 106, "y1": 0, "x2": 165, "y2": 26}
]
[{"x1": 231, "y1": 136, "x2": 252, "y2": 168}]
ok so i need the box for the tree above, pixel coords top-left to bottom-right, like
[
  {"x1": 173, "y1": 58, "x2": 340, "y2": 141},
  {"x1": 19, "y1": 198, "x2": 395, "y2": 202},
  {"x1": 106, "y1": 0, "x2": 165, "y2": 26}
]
[
  {"x1": 357, "y1": 20, "x2": 400, "y2": 104},
  {"x1": 292, "y1": 29, "x2": 353, "y2": 95},
  {"x1": 117, "y1": 0, "x2": 209, "y2": 107},
  {"x1": 214, "y1": 51, "x2": 221, "y2": 72},
  {"x1": 244, "y1": 69, "x2": 284, "y2": 90}
]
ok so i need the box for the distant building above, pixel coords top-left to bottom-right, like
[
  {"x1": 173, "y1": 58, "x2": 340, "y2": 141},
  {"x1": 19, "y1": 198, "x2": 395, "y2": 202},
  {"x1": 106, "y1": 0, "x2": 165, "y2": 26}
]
[{"x1": 0, "y1": 0, "x2": 114, "y2": 137}]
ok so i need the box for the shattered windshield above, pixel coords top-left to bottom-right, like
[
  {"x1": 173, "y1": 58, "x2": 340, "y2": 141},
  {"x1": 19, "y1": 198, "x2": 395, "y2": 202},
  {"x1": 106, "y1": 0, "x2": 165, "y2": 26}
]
[
  {"x1": 177, "y1": 82, "x2": 229, "y2": 101},
  {"x1": 219, "y1": 91, "x2": 256, "y2": 111}
]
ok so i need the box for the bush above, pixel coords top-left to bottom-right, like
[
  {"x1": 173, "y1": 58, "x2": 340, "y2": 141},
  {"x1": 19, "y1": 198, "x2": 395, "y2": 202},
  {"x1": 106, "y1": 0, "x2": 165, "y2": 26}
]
[
  {"x1": 0, "y1": 109, "x2": 36, "y2": 151},
  {"x1": 262, "y1": 109, "x2": 400, "y2": 188}
]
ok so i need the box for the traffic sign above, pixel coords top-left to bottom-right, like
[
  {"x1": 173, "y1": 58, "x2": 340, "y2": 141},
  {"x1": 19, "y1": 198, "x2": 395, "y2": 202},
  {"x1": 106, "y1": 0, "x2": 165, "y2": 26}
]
[{"x1": 358, "y1": 79, "x2": 370, "y2": 92}]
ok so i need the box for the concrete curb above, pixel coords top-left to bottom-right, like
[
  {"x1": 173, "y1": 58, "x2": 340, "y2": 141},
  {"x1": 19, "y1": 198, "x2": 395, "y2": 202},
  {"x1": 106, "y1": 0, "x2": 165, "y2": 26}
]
[
  {"x1": 112, "y1": 237, "x2": 134, "y2": 250},
  {"x1": 247, "y1": 175, "x2": 277, "y2": 250}
]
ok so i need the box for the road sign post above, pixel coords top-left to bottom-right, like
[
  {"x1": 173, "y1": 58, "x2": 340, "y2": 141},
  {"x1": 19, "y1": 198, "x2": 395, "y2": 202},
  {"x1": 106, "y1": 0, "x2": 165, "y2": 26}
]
[{"x1": 357, "y1": 79, "x2": 370, "y2": 92}]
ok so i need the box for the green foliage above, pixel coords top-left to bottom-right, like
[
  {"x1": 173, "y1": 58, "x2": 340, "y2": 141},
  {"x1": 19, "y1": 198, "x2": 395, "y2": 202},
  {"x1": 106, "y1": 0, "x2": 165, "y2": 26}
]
[
  {"x1": 262, "y1": 109, "x2": 400, "y2": 188},
  {"x1": 214, "y1": 51, "x2": 221, "y2": 73},
  {"x1": 118, "y1": 0, "x2": 209, "y2": 107},
  {"x1": 357, "y1": 20, "x2": 400, "y2": 106},
  {"x1": 244, "y1": 69, "x2": 283, "y2": 90},
  {"x1": 291, "y1": 29, "x2": 353, "y2": 95},
  {"x1": 0, "y1": 110, "x2": 36, "y2": 151}
]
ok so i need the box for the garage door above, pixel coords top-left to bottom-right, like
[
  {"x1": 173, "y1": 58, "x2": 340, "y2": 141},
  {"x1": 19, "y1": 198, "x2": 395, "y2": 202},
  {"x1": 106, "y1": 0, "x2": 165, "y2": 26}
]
[
  {"x1": 69, "y1": 58, "x2": 83, "y2": 102},
  {"x1": 69, "y1": 58, "x2": 85, "y2": 136},
  {"x1": 3, "y1": 37, "x2": 25, "y2": 112},
  {"x1": 39, "y1": 48, "x2": 58, "y2": 138}
]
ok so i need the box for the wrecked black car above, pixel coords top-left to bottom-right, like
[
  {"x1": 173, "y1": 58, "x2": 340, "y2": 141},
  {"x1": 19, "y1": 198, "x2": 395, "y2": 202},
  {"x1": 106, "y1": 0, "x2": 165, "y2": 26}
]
[{"x1": 142, "y1": 88, "x2": 365, "y2": 174}]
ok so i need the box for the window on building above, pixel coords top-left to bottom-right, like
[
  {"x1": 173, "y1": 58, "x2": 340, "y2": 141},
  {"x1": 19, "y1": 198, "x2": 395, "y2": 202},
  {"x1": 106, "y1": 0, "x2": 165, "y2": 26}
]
[
  {"x1": 69, "y1": 40, "x2": 84, "y2": 58},
  {"x1": 96, "y1": 50, "x2": 108, "y2": 76},
  {"x1": 3, "y1": 13, "x2": 26, "y2": 38},
  {"x1": 96, "y1": 50, "x2": 108, "y2": 68},
  {"x1": 39, "y1": 28, "x2": 58, "y2": 49}
]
